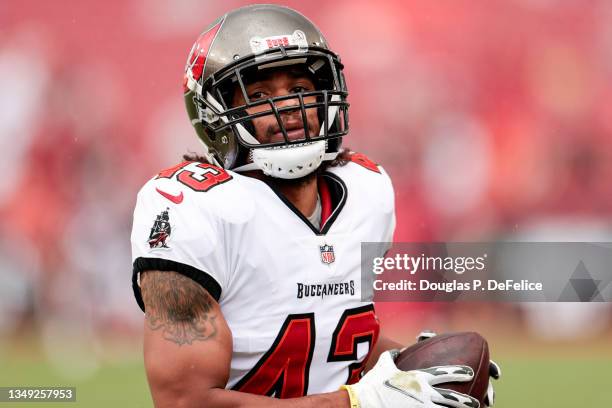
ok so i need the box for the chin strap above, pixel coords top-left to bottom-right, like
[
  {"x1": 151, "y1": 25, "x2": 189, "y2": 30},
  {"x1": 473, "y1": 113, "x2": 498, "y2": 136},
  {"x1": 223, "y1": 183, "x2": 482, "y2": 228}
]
[
  {"x1": 232, "y1": 151, "x2": 339, "y2": 175},
  {"x1": 230, "y1": 162, "x2": 259, "y2": 173},
  {"x1": 323, "y1": 151, "x2": 339, "y2": 161}
]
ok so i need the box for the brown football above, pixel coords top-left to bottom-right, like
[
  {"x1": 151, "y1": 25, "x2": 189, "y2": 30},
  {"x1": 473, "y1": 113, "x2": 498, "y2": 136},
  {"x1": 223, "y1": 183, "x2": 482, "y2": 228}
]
[{"x1": 395, "y1": 332, "x2": 490, "y2": 405}]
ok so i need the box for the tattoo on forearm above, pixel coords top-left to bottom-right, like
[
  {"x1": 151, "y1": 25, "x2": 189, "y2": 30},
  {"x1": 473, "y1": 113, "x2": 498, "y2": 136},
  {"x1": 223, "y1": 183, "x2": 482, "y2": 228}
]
[{"x1": 141, "y1": 271, "x2": 217, "y2": 345}]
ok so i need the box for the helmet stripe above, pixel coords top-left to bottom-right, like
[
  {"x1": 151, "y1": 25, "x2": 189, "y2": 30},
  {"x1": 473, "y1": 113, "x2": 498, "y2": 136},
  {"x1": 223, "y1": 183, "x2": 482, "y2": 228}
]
[{"x1": 183, "y1": 19, "x2": 224, "y2": 93}]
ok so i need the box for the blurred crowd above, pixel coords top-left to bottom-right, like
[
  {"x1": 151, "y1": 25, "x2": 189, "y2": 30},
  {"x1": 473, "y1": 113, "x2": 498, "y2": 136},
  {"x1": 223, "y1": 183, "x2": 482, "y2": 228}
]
[{"x1": 1, "y1": 0, "x2": 612, "y2": 352}]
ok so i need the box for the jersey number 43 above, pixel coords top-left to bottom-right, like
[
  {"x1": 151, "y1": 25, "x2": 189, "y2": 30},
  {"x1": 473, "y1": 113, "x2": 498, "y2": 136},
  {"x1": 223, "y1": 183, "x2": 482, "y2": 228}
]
[{"x1": 232, "y1": 304, "x2": 379, "y2": 398}]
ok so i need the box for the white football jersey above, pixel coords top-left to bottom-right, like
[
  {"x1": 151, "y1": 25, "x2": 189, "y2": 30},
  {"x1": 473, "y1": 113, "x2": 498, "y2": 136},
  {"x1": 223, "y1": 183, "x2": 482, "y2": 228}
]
[{"x1": 131, "y1": 154, "x2": 395, "y2": 397}]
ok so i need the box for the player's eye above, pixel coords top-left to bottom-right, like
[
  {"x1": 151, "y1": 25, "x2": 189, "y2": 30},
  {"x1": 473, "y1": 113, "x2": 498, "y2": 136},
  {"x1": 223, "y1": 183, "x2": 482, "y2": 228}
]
[
  {"x1": 291, "y1": 86, "x2": 309, "y2": 93},
  {"x1": 248, "y1": 91, "x2": 266, "y2": 101}
]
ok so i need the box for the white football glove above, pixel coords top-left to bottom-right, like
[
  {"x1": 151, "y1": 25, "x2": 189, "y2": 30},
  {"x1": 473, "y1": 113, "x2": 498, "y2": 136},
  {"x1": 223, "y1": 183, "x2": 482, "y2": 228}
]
[
  {"x1": 415, "y1": 330, "x2": 502, "y2": 407},
  {"x1": 484, "y1": 360, "x2": 501, "y2": 407},
  {"x1": 342, "y1": 350, "x2": 480, "y2": 408}
]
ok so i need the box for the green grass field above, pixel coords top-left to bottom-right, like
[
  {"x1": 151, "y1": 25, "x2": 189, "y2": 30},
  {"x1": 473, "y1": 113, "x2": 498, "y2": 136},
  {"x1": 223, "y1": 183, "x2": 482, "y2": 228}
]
[
  {"x1": 497, "y1": 359, "x2": 612, "y2": 407},
  {"x1": 0, "y1": 336, "x2": 612, "y2": 408},
  {"x1": 1, "y1": 355, "x2": 611, "y2": 407},
  {"x1": 0, "y1": 356, "x2": 151, "y2": 407}
]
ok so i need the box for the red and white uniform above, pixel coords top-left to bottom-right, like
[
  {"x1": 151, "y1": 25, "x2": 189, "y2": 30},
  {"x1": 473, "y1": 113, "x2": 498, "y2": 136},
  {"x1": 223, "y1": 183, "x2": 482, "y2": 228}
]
[{"x1": 131, "y1": 154, "x2": 395, "y2": 397}]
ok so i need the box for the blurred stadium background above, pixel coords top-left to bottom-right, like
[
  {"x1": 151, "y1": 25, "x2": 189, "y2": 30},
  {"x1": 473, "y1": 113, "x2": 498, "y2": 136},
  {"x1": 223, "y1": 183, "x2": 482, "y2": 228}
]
[{"x1": 1, "y1": 0, "x2": 612, "y2": 406}]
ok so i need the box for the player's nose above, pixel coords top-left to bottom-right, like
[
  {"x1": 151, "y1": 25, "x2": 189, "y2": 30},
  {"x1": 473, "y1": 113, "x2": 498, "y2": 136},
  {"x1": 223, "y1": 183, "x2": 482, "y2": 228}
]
[
  {"x1": 273, "y1": 99, "x2": 302, "y2": 125},
  {"x1": 274, "y1": 93, "x2": 300, "y2": 109}
]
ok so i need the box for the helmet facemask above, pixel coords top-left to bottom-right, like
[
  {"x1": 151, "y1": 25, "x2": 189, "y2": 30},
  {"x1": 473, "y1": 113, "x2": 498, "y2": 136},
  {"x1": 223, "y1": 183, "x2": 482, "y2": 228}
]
[{"x1": 193, "y1": 45, "x2": 349, "y2": 178}]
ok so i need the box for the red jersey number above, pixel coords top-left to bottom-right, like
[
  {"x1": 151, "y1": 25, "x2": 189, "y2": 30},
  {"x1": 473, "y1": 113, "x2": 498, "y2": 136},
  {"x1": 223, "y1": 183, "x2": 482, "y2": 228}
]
[
  {"x1": 233, "y1": 306, "x2": 379, "y2": 397},
  {"x1": 232, "y1": 314, "x2": 315, "y2": 398},
  {"x1": 156, "y1": 161, "x2": 232, "y2": 192},
  {"x1": 349, "y1": 152, "x2": 381, "y2": 174},
  {"x1": 327, "y1": 304, "x2": 380, "y2": 384}
]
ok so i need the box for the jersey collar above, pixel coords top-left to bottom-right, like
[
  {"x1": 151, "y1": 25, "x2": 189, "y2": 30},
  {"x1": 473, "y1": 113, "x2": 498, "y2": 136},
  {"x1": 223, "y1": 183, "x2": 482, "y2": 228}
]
[{"x1": 264, "y1": 172, "x2": 347, "y2": 235}]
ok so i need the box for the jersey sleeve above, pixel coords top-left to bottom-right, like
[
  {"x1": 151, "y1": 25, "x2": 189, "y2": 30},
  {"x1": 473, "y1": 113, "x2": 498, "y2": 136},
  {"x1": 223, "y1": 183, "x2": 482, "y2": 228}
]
[{"x1": 130, "y1": 178, "x2": 227, "y2": 312}]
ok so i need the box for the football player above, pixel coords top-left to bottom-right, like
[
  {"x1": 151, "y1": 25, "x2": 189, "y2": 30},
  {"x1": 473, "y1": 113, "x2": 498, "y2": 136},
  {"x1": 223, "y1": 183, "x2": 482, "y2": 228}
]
[{"x1": 131, "y1": 5, "x2": 492, "y2": 408}]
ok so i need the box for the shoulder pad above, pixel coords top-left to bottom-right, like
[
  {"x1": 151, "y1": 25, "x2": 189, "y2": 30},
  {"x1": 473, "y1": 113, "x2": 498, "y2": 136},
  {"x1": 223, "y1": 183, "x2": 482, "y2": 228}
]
[
  {"x1": 327, "y1": 152, "x2": 394, "y2": 214},
  {"x1": 139, "y1": 161, "x2": 255, "y2": 225}
]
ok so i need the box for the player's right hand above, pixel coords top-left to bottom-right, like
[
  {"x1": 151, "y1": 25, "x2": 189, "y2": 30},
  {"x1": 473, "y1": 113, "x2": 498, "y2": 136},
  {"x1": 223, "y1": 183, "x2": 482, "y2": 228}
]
[{"x1": 342, "y1": 350, "x2": 480, "y2": 408}]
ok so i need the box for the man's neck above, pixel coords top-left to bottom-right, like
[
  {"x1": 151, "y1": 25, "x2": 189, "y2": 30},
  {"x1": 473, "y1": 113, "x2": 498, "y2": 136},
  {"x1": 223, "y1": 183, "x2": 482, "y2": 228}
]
[
  {"x1": 273, "y1": 176, "x2": 318, "y2": 218},
  {"x1": 245, "y1": 171, "x2": 319, "y2": 217}
]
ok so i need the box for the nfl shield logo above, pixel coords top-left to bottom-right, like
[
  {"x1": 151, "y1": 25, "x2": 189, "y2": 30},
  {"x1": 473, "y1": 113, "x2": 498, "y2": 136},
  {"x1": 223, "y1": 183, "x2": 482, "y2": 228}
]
[{"x1": 320, "y1": 244, "x2": 335, "y2": 265}]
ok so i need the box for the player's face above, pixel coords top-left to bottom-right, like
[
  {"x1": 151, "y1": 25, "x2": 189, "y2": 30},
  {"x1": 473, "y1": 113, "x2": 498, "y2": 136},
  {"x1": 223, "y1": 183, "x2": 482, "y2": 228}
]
[{"x1": 232, "y1": 68, "x2": 320, "y2": 144}]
